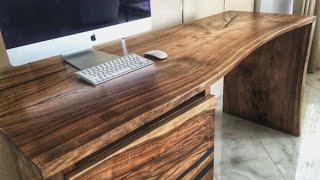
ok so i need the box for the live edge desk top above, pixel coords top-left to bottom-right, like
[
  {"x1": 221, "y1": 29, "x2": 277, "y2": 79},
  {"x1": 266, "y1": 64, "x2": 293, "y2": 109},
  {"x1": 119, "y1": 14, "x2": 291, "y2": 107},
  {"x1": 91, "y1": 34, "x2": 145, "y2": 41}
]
[{"x1": 0, "y1": 12, "x2": 315, "y2": 179}]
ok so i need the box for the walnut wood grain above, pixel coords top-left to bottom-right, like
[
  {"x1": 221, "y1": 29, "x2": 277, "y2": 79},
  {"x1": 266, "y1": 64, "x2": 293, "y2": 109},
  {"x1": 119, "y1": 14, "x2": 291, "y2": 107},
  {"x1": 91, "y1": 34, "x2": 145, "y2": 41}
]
[
  {"x1": 224, "y1": 23, "x2": 312, "y2": 136},
  {"x1": 0, "y1": 12, "x2": 315, "y2": 178},
  {"x1": 67, "y1": 96, "x2": 215, "y2": 180}
]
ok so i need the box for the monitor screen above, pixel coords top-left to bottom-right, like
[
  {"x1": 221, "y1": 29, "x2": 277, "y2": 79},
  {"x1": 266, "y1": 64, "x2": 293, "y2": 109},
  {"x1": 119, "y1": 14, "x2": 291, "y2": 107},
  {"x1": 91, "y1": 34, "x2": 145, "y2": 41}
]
[{"x1": 0, "y1": 0, "x2": 151, "y2": 49}]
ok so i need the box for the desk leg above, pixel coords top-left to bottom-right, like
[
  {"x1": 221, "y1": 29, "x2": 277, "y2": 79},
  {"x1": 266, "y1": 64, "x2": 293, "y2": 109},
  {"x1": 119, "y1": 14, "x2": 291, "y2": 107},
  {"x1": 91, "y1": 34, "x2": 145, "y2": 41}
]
[{"x1": 223, "y1": 24, "x2": 313, "y2": 136}]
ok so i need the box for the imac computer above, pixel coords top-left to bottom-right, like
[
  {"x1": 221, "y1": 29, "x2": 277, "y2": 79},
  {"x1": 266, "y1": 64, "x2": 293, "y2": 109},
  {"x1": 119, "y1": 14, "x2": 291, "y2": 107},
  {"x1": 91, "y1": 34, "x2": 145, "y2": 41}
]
[{"x1": 0, "y1": 0, "x2": 152, "y2": 69}]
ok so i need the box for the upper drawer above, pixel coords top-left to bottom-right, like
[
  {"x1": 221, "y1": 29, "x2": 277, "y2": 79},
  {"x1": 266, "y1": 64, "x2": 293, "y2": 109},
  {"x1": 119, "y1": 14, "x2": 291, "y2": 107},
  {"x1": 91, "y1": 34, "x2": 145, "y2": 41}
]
[{"x1": 67, "y1": 95, "x2": 215, "y2": 180}]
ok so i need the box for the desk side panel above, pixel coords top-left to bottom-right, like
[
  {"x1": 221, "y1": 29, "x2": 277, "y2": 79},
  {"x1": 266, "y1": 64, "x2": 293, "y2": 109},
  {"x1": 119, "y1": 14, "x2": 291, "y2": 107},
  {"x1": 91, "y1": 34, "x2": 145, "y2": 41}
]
[{"x1": 223, "y1": 24, "x2": 312, "y2": 136}]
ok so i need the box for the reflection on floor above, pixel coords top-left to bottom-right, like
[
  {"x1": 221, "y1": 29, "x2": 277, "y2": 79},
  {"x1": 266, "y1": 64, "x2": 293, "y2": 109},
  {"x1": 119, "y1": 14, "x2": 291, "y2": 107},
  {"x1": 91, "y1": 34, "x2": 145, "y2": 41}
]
[{"x1": 214, "y1": 71, "x2": 320, "y2": 180}]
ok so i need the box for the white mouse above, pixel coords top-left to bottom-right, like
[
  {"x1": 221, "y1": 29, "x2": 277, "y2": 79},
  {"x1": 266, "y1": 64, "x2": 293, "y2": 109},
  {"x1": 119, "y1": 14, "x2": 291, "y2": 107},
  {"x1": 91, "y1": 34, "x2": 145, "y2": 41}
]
[{"x1": 144, "y1": 50, "x2": 168, "y2": 60}]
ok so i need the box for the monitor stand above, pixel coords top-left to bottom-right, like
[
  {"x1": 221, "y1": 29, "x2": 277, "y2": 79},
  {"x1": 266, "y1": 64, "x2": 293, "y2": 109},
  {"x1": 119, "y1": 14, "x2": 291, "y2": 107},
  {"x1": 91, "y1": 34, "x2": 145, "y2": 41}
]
[{"x1": 63, "y1": 48, "x2": 120, "y2": 70}]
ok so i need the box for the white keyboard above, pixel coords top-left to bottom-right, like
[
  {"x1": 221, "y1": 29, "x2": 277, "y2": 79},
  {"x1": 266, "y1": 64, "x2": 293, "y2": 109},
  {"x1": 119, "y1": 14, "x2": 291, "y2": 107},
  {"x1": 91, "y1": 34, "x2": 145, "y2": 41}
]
[{"x1": 76, "y1": 54, "x2": 154, "y2": 85}]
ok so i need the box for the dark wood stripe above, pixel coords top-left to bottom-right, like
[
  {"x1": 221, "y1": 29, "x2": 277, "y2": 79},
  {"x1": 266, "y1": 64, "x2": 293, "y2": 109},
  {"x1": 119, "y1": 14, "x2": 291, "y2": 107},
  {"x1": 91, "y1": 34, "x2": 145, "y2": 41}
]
[
  {"x1": 194, "y1": 160, "x2": 214, "y2": 180},
  {"x1": 178, "y1": 146, "x2": 214, "y2": 179}
]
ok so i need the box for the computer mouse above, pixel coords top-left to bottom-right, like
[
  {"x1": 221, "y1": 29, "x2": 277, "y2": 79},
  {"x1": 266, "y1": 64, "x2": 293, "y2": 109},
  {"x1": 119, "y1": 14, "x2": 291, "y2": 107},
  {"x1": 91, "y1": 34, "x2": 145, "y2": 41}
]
[{"x1": 144, "y1": 50, "x2": 168, "y2": 60}]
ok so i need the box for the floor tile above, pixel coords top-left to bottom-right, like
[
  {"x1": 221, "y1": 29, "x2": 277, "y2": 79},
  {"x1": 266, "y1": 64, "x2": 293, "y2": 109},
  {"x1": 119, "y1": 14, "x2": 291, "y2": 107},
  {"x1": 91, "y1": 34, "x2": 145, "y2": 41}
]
[
  {"x1": 301, "y1": 89, "x2": 320, "y2": 136},
  {"x1": 276, "y1": 159, "x2": 320, "y2": 180},
  {"x1": 215, "y1": 157, "x2": 283, "y2": 180},
  {"x1": 305, "y1": 71, "x2": 320, "y2": 91},
  {"x1": 215, "y1": 111, "x2": 273, "y2": 140},
  {"x1": 215, "y1": 137, "x2": 269, "y2": 165},
  {"x1": 260, "y1": 136, "x2": 298, "y2": 164}
]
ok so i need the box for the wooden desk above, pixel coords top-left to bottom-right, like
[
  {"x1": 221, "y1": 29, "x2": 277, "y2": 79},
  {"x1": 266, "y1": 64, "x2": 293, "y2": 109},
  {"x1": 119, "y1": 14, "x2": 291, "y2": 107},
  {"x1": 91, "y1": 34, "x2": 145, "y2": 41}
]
[{"x1": 0, "y1": 12, "x2": 315, "y2": 179}]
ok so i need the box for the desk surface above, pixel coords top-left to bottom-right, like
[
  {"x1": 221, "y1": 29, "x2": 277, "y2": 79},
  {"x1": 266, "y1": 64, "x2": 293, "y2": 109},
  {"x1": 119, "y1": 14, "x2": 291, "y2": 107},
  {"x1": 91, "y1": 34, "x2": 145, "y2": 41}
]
[{"x1": 0, "y1": 11, "x2": 315, "y2": 178}]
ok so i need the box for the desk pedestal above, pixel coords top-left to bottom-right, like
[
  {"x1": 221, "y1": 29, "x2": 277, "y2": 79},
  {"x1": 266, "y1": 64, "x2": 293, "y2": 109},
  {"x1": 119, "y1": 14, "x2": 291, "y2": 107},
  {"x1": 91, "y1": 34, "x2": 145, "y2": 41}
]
[{"x1": 11, "y1": 94, "x2": 215, "y2": 180}]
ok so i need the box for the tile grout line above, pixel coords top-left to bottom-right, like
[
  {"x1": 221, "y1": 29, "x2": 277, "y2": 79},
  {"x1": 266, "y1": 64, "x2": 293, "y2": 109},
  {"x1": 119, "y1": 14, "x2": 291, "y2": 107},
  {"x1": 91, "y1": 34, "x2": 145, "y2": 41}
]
[{"x1": 259, "y1": 139, "x2": 286, "y2": 180}]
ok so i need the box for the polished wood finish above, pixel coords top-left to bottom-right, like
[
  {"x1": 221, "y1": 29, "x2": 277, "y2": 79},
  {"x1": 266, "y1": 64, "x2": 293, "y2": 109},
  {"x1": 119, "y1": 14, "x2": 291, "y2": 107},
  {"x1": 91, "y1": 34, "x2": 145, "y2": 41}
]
[
  {"x1": 67, "y1": 96, "x2": 215, "y2": 180},
  {"x1": 224, "y1": 24, "x2": 313, "y2": 136},
  {"x1": 0, "y1": 12, "x2": 315, "y2": 179}
]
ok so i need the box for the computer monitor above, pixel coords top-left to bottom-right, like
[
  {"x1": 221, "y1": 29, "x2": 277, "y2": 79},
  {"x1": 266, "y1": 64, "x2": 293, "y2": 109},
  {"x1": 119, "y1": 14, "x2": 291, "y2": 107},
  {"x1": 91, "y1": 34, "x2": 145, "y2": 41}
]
[{"x1": 0, "y1": 0, "x2": 152, "y2": 68}]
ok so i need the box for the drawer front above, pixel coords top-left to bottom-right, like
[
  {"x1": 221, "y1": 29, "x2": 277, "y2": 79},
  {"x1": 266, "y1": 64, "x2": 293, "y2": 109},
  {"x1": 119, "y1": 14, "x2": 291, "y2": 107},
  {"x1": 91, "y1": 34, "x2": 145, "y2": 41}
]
[{"x1": 67, "y1": 96, "x2": 215, "y2": 180}]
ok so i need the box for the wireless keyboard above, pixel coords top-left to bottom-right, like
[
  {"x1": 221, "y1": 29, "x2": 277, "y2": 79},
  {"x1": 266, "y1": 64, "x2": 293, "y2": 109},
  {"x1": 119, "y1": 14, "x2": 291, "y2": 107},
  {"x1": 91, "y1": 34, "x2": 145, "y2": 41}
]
[{"x1": 75, "y1": 54, "x2": 154, "y2": 85}]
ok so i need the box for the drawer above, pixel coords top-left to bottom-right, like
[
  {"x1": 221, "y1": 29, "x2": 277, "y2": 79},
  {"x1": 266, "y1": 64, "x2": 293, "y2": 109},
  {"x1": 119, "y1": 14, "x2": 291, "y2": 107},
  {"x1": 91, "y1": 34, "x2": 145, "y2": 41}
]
[{"x1": 67, "y1": 95, "x2": 215, "y2": 180}]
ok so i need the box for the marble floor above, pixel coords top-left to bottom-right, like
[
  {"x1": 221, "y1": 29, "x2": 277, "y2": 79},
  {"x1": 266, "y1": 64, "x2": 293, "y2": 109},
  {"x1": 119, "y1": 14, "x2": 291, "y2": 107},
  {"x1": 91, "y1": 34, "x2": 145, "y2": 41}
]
[{"x1": 214, "y1": 71, "x2": 320, "y2": 180}]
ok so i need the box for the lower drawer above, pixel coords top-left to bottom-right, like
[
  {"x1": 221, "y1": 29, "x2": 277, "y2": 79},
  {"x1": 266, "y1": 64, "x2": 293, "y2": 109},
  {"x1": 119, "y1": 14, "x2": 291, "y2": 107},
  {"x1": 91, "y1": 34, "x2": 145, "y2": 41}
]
[{"x1": 67, "y1": 96, "x2": 215, "y2": 180}]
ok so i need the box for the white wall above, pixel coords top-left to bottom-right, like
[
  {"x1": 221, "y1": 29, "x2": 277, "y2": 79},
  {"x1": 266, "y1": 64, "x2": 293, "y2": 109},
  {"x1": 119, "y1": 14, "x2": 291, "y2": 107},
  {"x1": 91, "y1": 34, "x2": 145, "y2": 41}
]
[
  {"x1": 225, "y1": 0, "x2": 255, "y2": 11},
  {"x1": 150, "y1": 0, "x2": 183, "y2": 29},
  {"x1": 184, "y1": 0, "x2": 224, "y2": 23},
  {"x1": 255, "y1": 0, "x2": 293, "y2": 14},
  {"x1": 151, "y1": 0, "x2": 226, "y2": 28}
]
